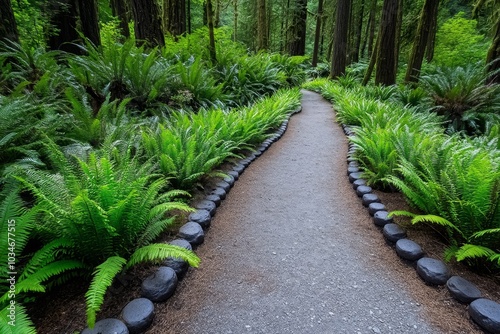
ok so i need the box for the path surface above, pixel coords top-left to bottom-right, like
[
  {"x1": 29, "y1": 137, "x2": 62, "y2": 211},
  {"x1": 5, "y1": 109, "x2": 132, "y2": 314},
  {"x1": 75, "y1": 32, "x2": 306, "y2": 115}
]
[{"x1": 153, "y1": 91, "x2": 442, "y2": 334}]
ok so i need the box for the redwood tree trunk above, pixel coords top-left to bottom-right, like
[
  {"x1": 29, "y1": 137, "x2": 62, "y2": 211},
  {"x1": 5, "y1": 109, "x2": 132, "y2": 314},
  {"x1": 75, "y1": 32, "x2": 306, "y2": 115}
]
[
  {"x1": 425, "y1": 0, "x2": 438, "y2": 62},
  {"x1": 331, "y1": 0, "x2": 352, "y2": 78},
  {"x1": 257, "y1": 0, "x2": 268, "y2": 50},
  {"x1": 312, "y1": 0, "x2": 324, "y2": 67},
  {"x1": 130, "y1": 0, "x2": 165, "y2": 47},
  {"x1": 164, "y1": 0, "x2": 186, "y2": 38},
  {"x1": 405, "y1": 0, "x2": 439, "y2": 83},
  {"x1": 206, "y1": 0, "x2": 217, "y2": 63},
  {"x1": 78, "y1": 0, "x2": 101, "y2": 46},
  {"x1": 110, "y1": 0, "x2": 130, "y2": 38},
  {"x1": 287, "y1": 0, "x2": 307, "y2": 55},
  {"x1": 487, "y1": 16, "x2": 500, "y2": 84},
  {"x1": 350, "y1": 0, "x2": 365, "y2": 63},
  {"x1": 375, "y1": 0, "x2": 400, "y2": 85},
  {"x1": 48, "y1": 0, "x2": 81, "y2": 54},
  {"x1": 0, "y1": 0, "x2": 19, "y2": 43}
]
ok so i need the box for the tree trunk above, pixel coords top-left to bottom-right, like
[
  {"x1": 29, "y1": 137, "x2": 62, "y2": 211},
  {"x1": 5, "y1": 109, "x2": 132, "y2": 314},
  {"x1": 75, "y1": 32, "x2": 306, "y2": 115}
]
[
  {"x1": 164, "y1": 0, "x2": 186, "y2": 39},
  {"x1": 233, "y1": 0, "x2": 238, "y2": 41},
  {"x1": 287, "y1": 0, "x2": 307, "y2": 55},
  {"x1": 405, "y1": 0, "x2": 439, "y2": 83},
  {"x1": 350, "y1": 0, "x2": 365, "y2": 63},
  {"x1": 375, "y1": 0, "x2": 399, "y2": 85},
  {"x1": 187, "y1": 0, "x2": 192, "y2": 33},
  {"x1": 130, "y1": 0, "x2": 165, "y2": 47},
  {"x1": 425, "y1": 0, "x2": 438, "y2": 62},
  {"x1": 206, "y1": 0, "x2": 217, "y2": 63},
  {"x1": 312, "y1": 0, "x2": 324, "y2": 67},
  {"x1": 393, "y1": 0, "x2": 403, "y2": 77},
  {"x1": 47, "y1": 0, "x2": 81, "y2": 54},
  {"x1": 486, "y1": 16, "x2": 500, "y2": 84},
  {"x1": 0, "y1": 0, "x2": 19, "y2": 44},
  {"x1": 78, "y1": 0, "x2": 101, "y2": 46},
  {"x1": 362, "y1": 32, "x2": 379, "y2": 85},
  {"x1": 330, "y1": 0, "x2": 351, "y2": 78},
  {"x1": 214, "y1": 0, "x2": 221, "y2": 27},
  {"x1": 257, "y1": 0, "x2": 269, "y2": 50},
  {"x1": 110, "y1": 0, "x2": 130, "y2": 38},
  {"x1": 366, "y1": 0, "x2": 377, "y2": 59}
]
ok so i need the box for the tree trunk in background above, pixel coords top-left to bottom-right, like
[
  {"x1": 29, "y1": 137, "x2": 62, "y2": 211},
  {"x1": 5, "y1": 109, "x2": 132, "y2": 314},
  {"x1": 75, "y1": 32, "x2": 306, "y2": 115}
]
[
  {"x1": 110, "y1": 0, "x2": 130, "y2": 38},
  {"x1": 206, "y1": 0, "x2": 217, "y2": 63},
  {"x1": 78, "y1": 0, "x2": 101, "y2": 46},
  {"x1": 214, "y1": 0, "x2": 221, "y2": 27},
  {"x1": 425, "y1": 0, "x2": 438, "y2": 62},
  {"x1": 487, "y1": 16, "x2": 500, "y2": 83},
  {"x1": 48, "y1": 0, "x2": 81, "y2": 54},
  {"x1": 362, "y1": 32, "x2": 379, "y2": 85},
  {"x1": 187, "y1": 0, "x2": 192, "y2": 33},
  {"x1": 393, "y1": 0, "x2": 402, "y2": 77},
  {"x1": 0, "y1": 0, "x2": 19, "y2": 43},
  {"x1": 405, "y1": 0, "x2": 439, "y2": 83},
  {"x1": 287, "y1": 0, "x2": 307, "y2": 55},
  {"x1": 164, "y1": 0, "x2": 186, "y2": 38},
  {"x1": 375, "y1": 0, "x2": 399, "y2": 85},
  {"x1": 366, "y1": 0, "x2": 377, "y2": 58},
  {"x1": 257, "y1": 0, "x2": 269, "y2": 50},
  {"x1": 350, "y1": 0, "x2": 365, "y2": 63},
  {"x1": 233, "y1": 0, "x2": 238, "y2": 41},
  {"x1": 130, "y1": 0, "x2": 165, "y2": 47},
  {"x1": 312, "y1": 0, "x2": 324, "y2": 67},
  {"x1": 330, "y1": 0, "x2": 351, "y2": 78}
]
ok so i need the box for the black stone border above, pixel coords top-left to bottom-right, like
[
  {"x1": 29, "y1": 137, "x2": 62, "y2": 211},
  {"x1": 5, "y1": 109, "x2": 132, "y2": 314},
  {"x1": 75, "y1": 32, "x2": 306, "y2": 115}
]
[
  {"x1": 80, "y1": 106, "x2": 303, "y2": 334},
  {"x1": 342, "y1": 124, "x2": 500, "y2": 334}
]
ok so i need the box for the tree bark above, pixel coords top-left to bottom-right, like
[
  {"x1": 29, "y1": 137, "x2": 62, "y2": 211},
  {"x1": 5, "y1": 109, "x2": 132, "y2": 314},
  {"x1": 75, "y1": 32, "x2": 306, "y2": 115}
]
[
  {"x1": 164, "y1": 0, "x2": 186, "y2": 39},
  {"x1": 487, "y1": 15, "x2": 500, "y2": 84},
  {"x1": 312, "y1": 0, "x2": 324, "y2": 67},
  {"x1": 425, "y1": 0, "x2": 438, "y2": 62},
  {"x1": 362, "y1": 28, "x2": 379, "y2": 85},
  {"x1": 187, "y1": 0, "x2": 192, "y2": 33},
  {"x1": 287, "y1": 0, "x2": 308, "y2": 55},
  {"x1": 47, "y1": 0, "x2": 81, "y2": 54},
  {"x1": 393, "y1": 0, "x2": 403, "y2": 77},
  {"x1": 78, "y1": 0, "x2": 101, "y2": 46},
  {"x1": 405, "y1": 0, "x2": 439, "y2": 83},
  {"x1": 214, "y1": 0, "x2": 221, "y2": 27},
  {"x1": 350, "y1": 0, "x2": 365, "y2": 63},
  {"x1": 365, "y1": 0, "x2": 377, "y2": 59},
  {"x1": 375, "y1": 0, "x2": 399, "y2": 85},
  {"x1": 130, "y1": 0, "x2": 165, "y2": 47},
  {"x1": 233, "y1": 0, "x2": 238, "y2": 41},
  {"x1": 0, "y1": 0, "x2": 19, "y2": 44},
  {"x1": 257, "y1": 0, "x2": 269, "y2": 50},
  {"x1": 110, "y1": 0, "x2": 130, "y2": 38},
  {"x1": 206, "y1": 0, "x2": 217, "y2": 63},
  {"x1": 330, "y1": 0, "x2": 351, "y2": 78}
]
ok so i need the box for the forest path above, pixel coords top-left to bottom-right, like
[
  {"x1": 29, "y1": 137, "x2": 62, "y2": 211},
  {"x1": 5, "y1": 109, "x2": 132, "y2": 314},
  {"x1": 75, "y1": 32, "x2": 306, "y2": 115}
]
[{"x1": 151, "y1": 90, "x2": 441, "y2": 334}]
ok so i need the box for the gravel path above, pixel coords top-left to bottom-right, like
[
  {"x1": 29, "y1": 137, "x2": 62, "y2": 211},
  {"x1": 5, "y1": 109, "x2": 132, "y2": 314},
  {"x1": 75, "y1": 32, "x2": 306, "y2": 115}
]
[{"x1": 153, "y1": 90, "x2": 442, "y2": 334}]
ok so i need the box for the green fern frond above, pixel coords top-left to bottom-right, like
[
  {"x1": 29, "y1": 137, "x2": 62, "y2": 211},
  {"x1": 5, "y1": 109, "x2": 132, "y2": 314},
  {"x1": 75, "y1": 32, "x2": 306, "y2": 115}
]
[
  {"x1": 0, "y1": 304, "x2": 36, "y2": 334},
  {"x1": 126, "y1": 243, "x2": 200, "y2": 269},
  {"x1": 470, "y1": 227, "x2": 500, "y2": 239},
  {"x1": 388, "y1": 210, "x2": 417, "y2": 219},
  {"x1": 455, "y1": 244, "x2": 497, "y2": 262},
  {"x1": 85, "y1": 256, "x2": 126, "y2": 328}
]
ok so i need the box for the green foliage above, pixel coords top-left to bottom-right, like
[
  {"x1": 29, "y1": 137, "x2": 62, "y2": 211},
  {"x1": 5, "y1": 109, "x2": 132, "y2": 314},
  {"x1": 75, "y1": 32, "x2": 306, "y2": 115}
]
[
  {"x1": 433, "y1": 12, "x2": 489, "y2": 68},
  {"x1": 420, "y1": 63, "x2": 500, "y2": 135}
]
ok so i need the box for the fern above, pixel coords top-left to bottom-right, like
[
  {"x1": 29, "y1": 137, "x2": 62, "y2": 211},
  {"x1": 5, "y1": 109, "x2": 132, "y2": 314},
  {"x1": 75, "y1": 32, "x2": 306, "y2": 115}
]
[
  {"x1": 85, "y1": 256, "x2": 126, "y2": 328},
  {"x1": 126, "y1": 244, "x2": 200, "y2": 269},
  {"x1": 0, "y1": 304, "x2": 36, "y2": 334}
]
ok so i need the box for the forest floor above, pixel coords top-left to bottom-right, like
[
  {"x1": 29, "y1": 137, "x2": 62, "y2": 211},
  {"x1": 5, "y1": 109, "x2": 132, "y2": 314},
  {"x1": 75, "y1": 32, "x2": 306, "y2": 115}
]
[{"x1": 31, "y1": 90, "x2": 498, "y2": 333}]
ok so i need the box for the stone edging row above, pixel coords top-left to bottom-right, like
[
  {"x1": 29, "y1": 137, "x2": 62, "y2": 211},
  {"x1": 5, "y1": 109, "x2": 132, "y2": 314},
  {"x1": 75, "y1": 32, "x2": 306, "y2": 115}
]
[
  {"x1": 81, "y1": 106, "x2": 303, "y2": 334},
  {"x1": 341, "y1": 124, "x2": 500, "y2": 334}
]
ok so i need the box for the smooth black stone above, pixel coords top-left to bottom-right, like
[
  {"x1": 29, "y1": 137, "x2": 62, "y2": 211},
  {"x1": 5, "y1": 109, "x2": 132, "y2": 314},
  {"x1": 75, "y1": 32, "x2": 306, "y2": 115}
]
[
  {"x1": 170, "y1": 238, "x2": 192, "y2": 251},
  {"x1": 348, "y1": 161, "x2": 359, "y2": 168},
  {"x1": 254, "y1": 150, "x2": 263, "y2": 157},
  {"x1": 178, "y1": 222, "x2": 204, "y2": 245},
  {"x1": 368, "y1": 202, "x2": 386, "y2": 216},
  {"x1": 352, "y1": 179, "x2": 367, "y2": 190},
  {"x1": 188, "y1": 210, "x2": 212, "y2": 228},
  {"x1": 121, "y1": 298, "x2": 154, "y2": 334},
  {"x1": 373, "y1": 210, "x2": 393, "y2": 227},
  {"x1": 348, "y1": 172, "x2": 363, "y2": 183},
  {"x1": 347, "y1": 157, "x2": 357, "y2": 164},
  {"x1": 240, "y1": 158, "x2": 252, "y2": 167},
  {"x1": 204, "y1": 194, "x2": 221, "y2": 207},
  {"x1": 82, "y1": 319, "x2": 129, "y2": 334},
  {"x1": 227, "y1": 170, "x2": 239, "y2": 181},
  {"x1": 194, "y1": 200, "x2": 217, "y2": 216},
  {"x1": 247, "y1": 153, "x2": 257, "y2": 161},
  {"x1": 232, "y1": 164, "x2": 245, "y2": 174},
  {"x1": 416, "y1": 257, "x2": 451, "y2": 285},
  {"x1": 395, "y1": 239, "x2": 424, "y2": 261},
  {"x1": 447, "y1": 276, "x2": 482, "y2": 304},
  {"x1": 469, "y1": 299, "x2": 500, "y2": 333},
  {"x1": 164, "y1": 239, "x2": 193, "y2": 278},
  {"x1": 223, "y1": 174, "x2": 235, "y2": 187},
  {"x1": 362, "y1": 193, "x2": 380, "y2": 207},
  {"x1": 211, "y1": 187, "x2": 226, "y2": 200},
  {"x1": 347, "y1": 166, "x2": 359, "y2": 175},
  {"x1": 383, "y1": 223, "x2": 407, "y2": 243},
  {"x1": 141, "y1": 267, "x2": 178, "y2": 302},
  {"x1": 215, "y1": 181, "x2": 231, "y2": 193},
  {"x1": 356, "y1": 185, "x2": 372, "y2": 198}
]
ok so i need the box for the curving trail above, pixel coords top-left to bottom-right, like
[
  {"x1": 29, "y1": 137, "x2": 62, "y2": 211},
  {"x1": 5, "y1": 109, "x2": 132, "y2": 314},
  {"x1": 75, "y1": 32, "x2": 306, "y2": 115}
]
[{"x1": 150, "y1": 90, "x2": 442, "y2": 334}]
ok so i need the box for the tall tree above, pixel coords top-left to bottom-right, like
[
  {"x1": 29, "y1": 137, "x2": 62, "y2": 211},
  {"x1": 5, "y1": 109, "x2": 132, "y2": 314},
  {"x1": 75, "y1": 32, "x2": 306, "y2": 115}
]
[
  {"x1": 233, "y1": 0, "x2": 238, "y2": 41},
  {"x1": 110, "y1": 0, "x2": 130, "y2": 38},
  {"x1": 130, "y1": 0, "x2": 165, "y2": 47},
  {"x1": 473, "y1": 0, "x2": 500, "y2": 83},
  {"x1": 78, "y1": 0, "x2": 101, "y2": 46},
  {"x1": 0, "y1": 0, "x2": 19, "y2": 43},
  {"x1": 312, "y1": 0, "x2": 324, "y2": 67},
  {"x1": 287, "y1": 0, "x2": 308, "y2": 55},
  {"x1": 47, "y1": 0, "x2": 81, "y2": 54},
  {"x1": 405, "y1": 0, "x2": 439, "y2": 83},
  {"x1": 424, "y1": 0, "x2": 439, "y2": 62},
  {"x1": 164, "y1": 0, "x2": 186, "y2": 38},
  {"x1": 349, "y1": 0, "x2": 365, "y2": 63},
  {"x1": 206, "y1": 0, "x2": 217, "y2": 63},
  {"x1": 257, "y1": 0, "x2": 269, "y2": 50},
  {"x1": 375, "y1": 0, "x2": 400, "y2": 85},
  {"x1": 331, "y1": 0, "x2": 352, "y2": 78}
]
